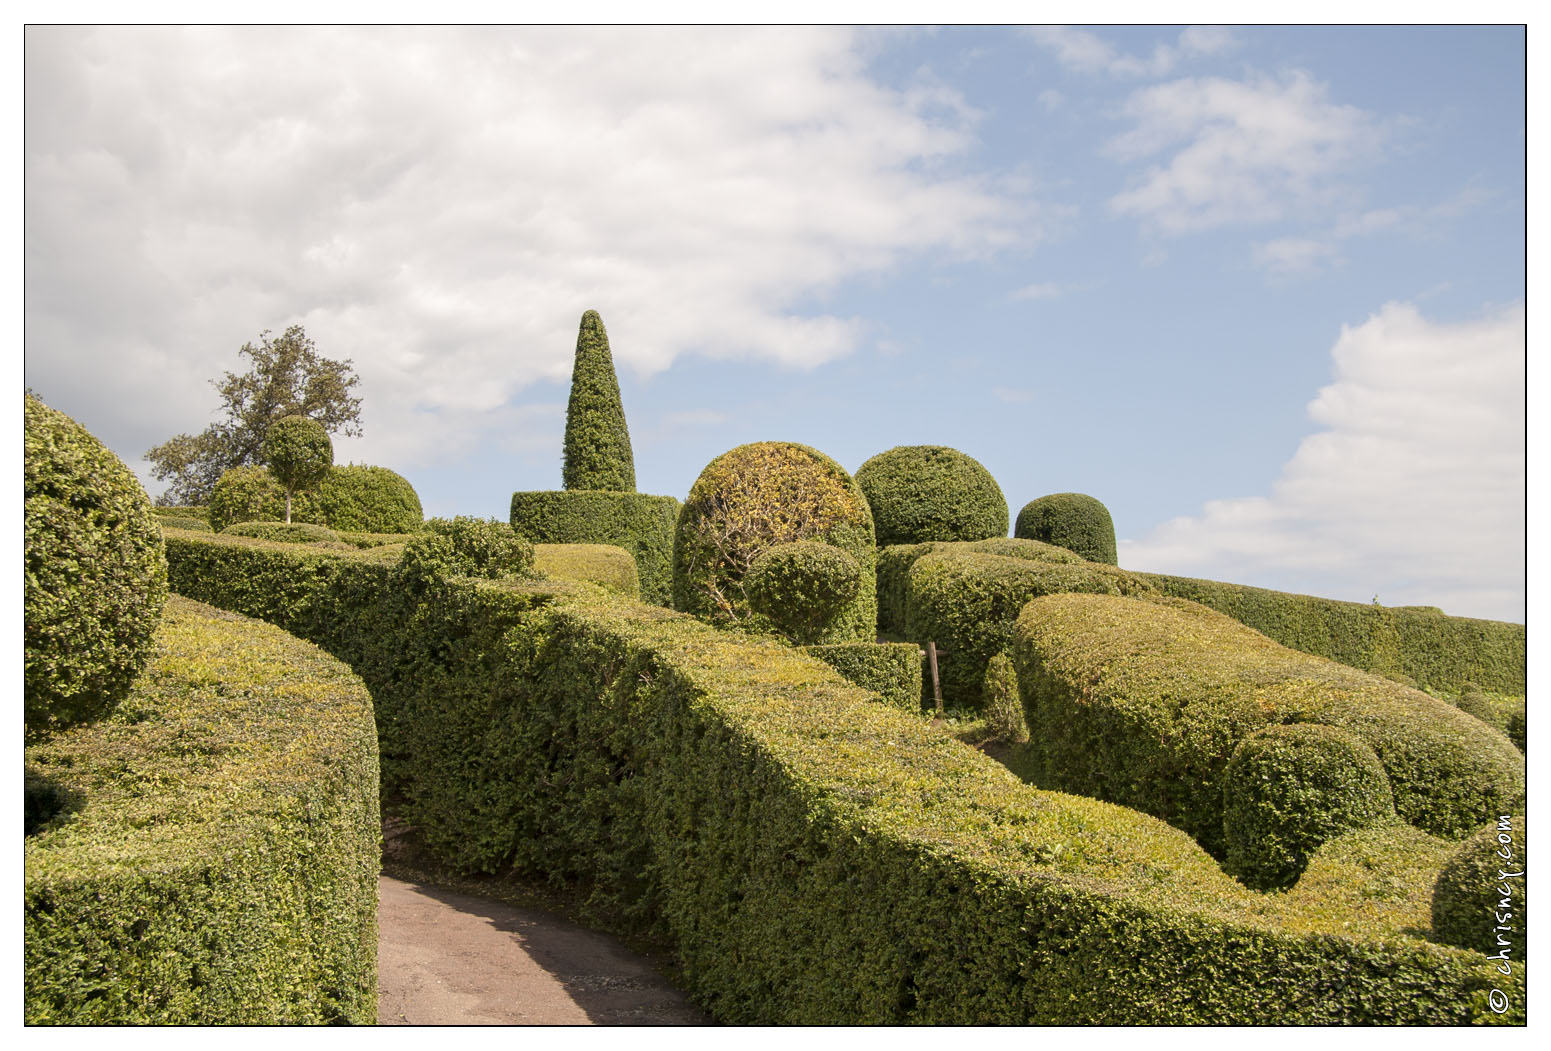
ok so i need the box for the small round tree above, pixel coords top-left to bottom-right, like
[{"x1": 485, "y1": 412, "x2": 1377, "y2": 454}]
[
  {"x1": 562, "y1": 309, "x2": 635, "y2": 492},
  {"x1": 263, "y1": 415, "x2": 333, "y2": 523}
]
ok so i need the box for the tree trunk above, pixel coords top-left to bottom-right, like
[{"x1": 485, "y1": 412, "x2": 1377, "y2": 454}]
[{"x1": 285, "y1": 490, "x2": 292, "y2": 524}]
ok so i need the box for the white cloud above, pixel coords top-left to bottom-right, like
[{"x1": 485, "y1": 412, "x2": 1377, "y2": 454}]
[
  {"x1": 1028, "y1": 26, "x2": 1236, "y2": 78},
  {"x1": 992, "y1": 386, "x2": 1034, "y2": 404},
  {"x1": 1251, "y1": 190, "x2": 1494, "y2": 278},
  {"x1": 1107, "y1": 71, "x2": 1380, "y2": 235},
  {"x1": 24, "y1": 26, "x2": 1030, "y2": 481},
  {"x1": 1120, "y1": 302, "x2": 1525, "y2": 621},
  {"x1": 1008, "y1": 280, "x2": 1087, "y2": 301}
]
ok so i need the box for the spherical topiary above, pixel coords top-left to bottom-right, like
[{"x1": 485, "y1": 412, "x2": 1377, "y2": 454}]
[
  {"x1": 263, "y1": 415, "x2": 333, "y2": 523},
  {"x1": 317, "y1": 464, "x2": 424, "y2": 533},
  {"x1": 562, "y1": 309, "x2": 635, "y2": 492},
  {"x1": 745, "y1": 541, "x2": 862, "y2": 645},
  {"x1": 207, "y1": 465, "x2": 322, "y2": 532},
  {"x1": 24, "y1": 394, "x2": 169, "y2": 736},
  {"x1": 221, "y1": 520, "x2": 340, "y2": 544},
  {"x1": 673, "y1": 441, "x2": 877, "y2": 643},
  {"x1": 856, "y1": 445, "x2": 1009, "y2": 547},
  {"x1": 1222, "y1": 722, "x2": 1396, "y2": 890},
  {"x1": 399, "y1": 517, "x2": 536, "y2": 583},
  {"x1": 1431, "y1": 815, "x2": 1527, "y2": 957},
  {"x1": 1014, "y1": 493, "x2": 1118, "y2": 565}
]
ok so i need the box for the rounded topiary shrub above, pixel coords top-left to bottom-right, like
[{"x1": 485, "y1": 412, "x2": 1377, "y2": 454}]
[
  {"x1": 1222, "y1": 722, "x2": 1396, "y2": 891},
  {"x1": 856, "y1": 445, "x2": 1008, "y2": 547},
  {"x1": 221, "y1": 520, "x2": 340, "y2": 544},
  {"x1": 399, "y1": 517, "x2": 535, "y2": 583},
  {"x1": 673, "y1": 441, "x2": 877, "y2": 643},
  {"x1": 1431, "y1": 815, "x2": 1527, "y2": 957},
  {"x1": 24, "y1": 394, "x2": 169, "y2": 736},
  {"x1": 1014, "y1": 493, "x2": 1117, "y2": 565},
  {"x1": 317, "y1": 464, "x2": 423, "y2": 534},
  {"x1": 208, "y1": 465, "x2": 322, "y2": 532},
  {"x1": 745, "y1": 541, "x2": 862, "y2": 645}
]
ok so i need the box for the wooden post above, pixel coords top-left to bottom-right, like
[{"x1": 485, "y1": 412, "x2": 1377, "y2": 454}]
[{"x1": 927, "y1": 641, "x2": 942, "y2": 715}]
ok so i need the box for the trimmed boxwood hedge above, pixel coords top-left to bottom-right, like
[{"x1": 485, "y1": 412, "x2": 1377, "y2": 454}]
[
  {"x1": 799, "y1": 642, "x2": 922, "y2": 712},
  {"x1": 876, "y1": 538, "x2": 1084, "y2": 637},
  {"x1": 1014, "y1": 493, "x2": 1117, "y2": 564},
  {"x1": 1012, "y1": 593, "x2": 1525, "y2": 859},
  {"x1": 1137, "y1": 571, "x2": 1525, "y2": 696},
  {"x1": 1431, "y1": 816, "x2": 1527, "y2": 959},
  {"x1": 511, "y1": 490, "x2": 679, "y2": 606},
  {"x1": 855, "y1": 445, "x2": 1008, "y2": 547},
  {"x1": 24, "y1": 596, "x2": 380, "y2": 1024},
  {"x1": 533, "y1": 543, "x2": 641, "y2": 600},
  {"x1": 163, "y1": 531, "x2": 1521, "y2": 1024},
  {"x1": 222, "y1": 520, "x2": 341, "y2": 544}
]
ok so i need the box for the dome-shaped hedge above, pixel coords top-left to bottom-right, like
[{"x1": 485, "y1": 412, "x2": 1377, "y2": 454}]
[
  {"x1": 745, "y1": 541, "x2": 862, "y2": 645},
  {"x1": 855, "y1": 445, "x2": 1008, "y2": 547},
  {"x1": 1014, "y1": 493, "x2": 1117, "y2": 565},
  {"x1": 673, "y1": 441, "x2": 876, "y2": 643},
  {"x1": 317, "y1": 465, "x2": 423, "y2": 533},
  {"x1": 1432, "y1": 815, "x2": 1527, "y2": 957},
  {"x1": 24, "y1": 395, "x2": 168, "y2": 735},
  {"x1": 1222, "y1": 722, "x2": 1396, "y2": 890}
]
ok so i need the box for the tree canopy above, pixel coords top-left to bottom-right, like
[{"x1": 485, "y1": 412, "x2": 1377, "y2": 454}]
[
  {"x1": 263, "y1": 415, "x2": 334, "y2": 523},
  {"x1": 146, "y1": 326, "x2": 361, "y2": 505}
]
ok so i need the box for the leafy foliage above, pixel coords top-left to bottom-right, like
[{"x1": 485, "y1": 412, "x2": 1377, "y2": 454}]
[
  {"x1": 799, "y1": 642, "x2": 923, "y2": 711},
  {"x1": 532, "y1": 543, "x2": 641, "y2": 600},
  {"x1": 145, "y1": 325, "x2": 361, "y2": 504},
  {"x1": 745, "y1": 541, "x2": 862, "y2": 645},
  {"x1": 982, "y1": 652, "x2": 1028, "y2": 743},
  {"x1": 208, "y1": 465, "x2": 321, "y2": 532},
  {"x1": 856, "y1": 445, "x2": 1008, "y2": 546},
  {"x1": 317, "y1": 464, "x2": 423, "y2": 534},
  {"x1": 263, "y1": 415, "x2": 333, "y2": 522},
  {"x1": 222, "y1": 520, "x2": 341, "y2": 544},
  {"x1": 1431, "y1": 815, "x2": 1527, "y2": 958},
  {"x1": 1014, "y1": 492, "x2": 1117, "y2": 564},
  {"x1": 511, "y1": 489, "x2": 679, "y2": 605},
  {"x1": 562, "y1": 309, "x2": 635, "y2": 492},
  {"x1": 24, "y1": 395, "x2": 169, "y2": 737},
  {"x1": 400, "y1": 517, "x2": 536, "y2": 583}
]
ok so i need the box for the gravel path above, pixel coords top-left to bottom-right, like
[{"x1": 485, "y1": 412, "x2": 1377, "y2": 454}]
[{"x1": 377, "y1": 875, "x2": 709, "y2": 1025}]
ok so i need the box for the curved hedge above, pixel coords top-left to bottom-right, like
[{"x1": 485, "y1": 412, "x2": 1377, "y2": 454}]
[
  {"x1": 24, "y1": 596, "x2": 379, "y2": 1023},
  {"x1": 511, "y1": 490, "x2": 679, "y2": 605},
  {"x1": 25, "y1": 395, "x2": 169, "y2": 736},
  {"x1": 1137, "y1": 572, "x2": 1525, "y2": 696},
  {"x1": 533, "y1": 543, "x2": 641, "y2": 600},
  {"x1": 856, "y1": 446, "x2": 1008, "y2": 547},
  {"x1": 317, "y1": 465, "x2": 423, "y2": 534},
  {"x1": 1222, "y1": 723, "x2": 1396, "y2": 890},
  {"x1": 1014, "y1": 493, "x2": 1117, "y2": 564},
  {"x1": 162, "y1": 531, "x2": 1522, "y2": 1024},
  {"x1": 1012, "y1": 593, "x2": 1525, "y2": 858},
  {"x1": 673, "y1": 442, "x2": 876, "y2": 643},
  {"x1": 1432, "y1": 816, "x2": 1527, "y2": 959}
]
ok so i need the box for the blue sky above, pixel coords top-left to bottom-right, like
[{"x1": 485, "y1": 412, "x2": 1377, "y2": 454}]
[{"x1": 23, "y1": 25, "x2": 1527, "y2": 620}]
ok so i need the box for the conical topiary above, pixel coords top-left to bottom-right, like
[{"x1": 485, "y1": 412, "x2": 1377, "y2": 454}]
[{"x1": 562, "y1": 309, "x2": 635, "y2": 492}]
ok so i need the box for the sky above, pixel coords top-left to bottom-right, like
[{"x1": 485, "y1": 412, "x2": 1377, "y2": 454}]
[{"x1": 21, "y1": 25, "x2": 1529, "y2": 622}]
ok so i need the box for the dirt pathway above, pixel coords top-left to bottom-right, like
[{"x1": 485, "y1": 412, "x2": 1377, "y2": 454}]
[{"x1": 377, "y1": 875, "x2": 709, "y2": 1025}]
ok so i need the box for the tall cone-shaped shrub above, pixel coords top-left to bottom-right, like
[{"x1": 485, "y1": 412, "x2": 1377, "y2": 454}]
[{"x1": 562, "y1": 310, "x2": 636, "y2": 492}]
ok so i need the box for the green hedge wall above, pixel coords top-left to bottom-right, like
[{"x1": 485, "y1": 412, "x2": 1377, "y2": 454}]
[
  {"x1": 162, "y1": 532, "x2": 1521, "y2": 1024},
  {"x1": 1012, "y1": 593, "x2": 1525, "y2": 860},
  {"x1": 533, "y1": 543, "x2": 641, "y2": 600},
  {"x1": 800, "y1": 642, "x2": 922, "y2": 711},
  {"x1": 511, "y1": 490, "x2": 679, "y2": 605},
  {"x1": 876, "y1": 538, "x2": 1084, "y2": 637},
  {"x1": 1138, "y1": 572, "x2": 1525, "y2": 695},
  {"x1": 24, "y1": 596, "x2": 380, "y2": 1024}
]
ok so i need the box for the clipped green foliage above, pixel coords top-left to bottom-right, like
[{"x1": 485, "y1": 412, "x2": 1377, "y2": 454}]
[
  {"x1": 533, "y1": 543, "x2": 641, "y2": 600},
  {"x1": 1013, "y1": 593, "x2": 1526, "y2": 859},
  {"x1": 562, "y1": 309, "x2": 635, "y2": 492},
  {"x1": 222, "y1": 520, "x2": 340, "y2": 544},
  {"x1": 157, "y1": 515, "x2": 211, "y2": 532},
  {"x1": 25, "y1": 395, "x2": 169, "y2": 736},
  {"x1": 673, "y1": 442, "x2": 877, "y2": 643},
  {"x1": 746, "y1": 541, "x2": 863, "y2": 645},
  {"x1": 1138, "y1": 572, "x2": 1525, "y2": 696},
  {"x1": 799, "y1": 642, "x2": 922, "y2": 711},
  {"x1": 983, "y1": 652, "x2": 1028, "y2": 743},
  {"x1": 856, "y1": 445, "x2": 1008, "y2": 547},
  {"x1": 164, "y1": 532, "x2": 1523, "y2": 1024},
  {"x1": 1431, "y1": 816, "x2": 1527, "y2": 959},
  {"x1": 1014, "y1": 492, "x2": 1117, "y2": 565},
  {"x1": 875, "y1": 537, "x2": 1084, "y2": 637},
  {"x1": 208, "y1": 465, "x2": 321, "y2": 532},
  {"x1": 1222, "y1": 723, "x2": 1396, "y2": 890},
  {"x1": 317, "y1": 464, "x2": 423, "y2": 534},
  {"x1": 263, "y1": 415, "x2": 333, "y2": 522},
  {"x1": 25, "y1": 597, "x2": 379, "y2": 1024},
  {"x1": 904, "y1": 546, "x2": 1155, "y2": 708},
  {"x1": 401, "y1": 517, "x2": 535, "y2": 582},
  {"x1": 153, "y1": 505, "x2": 209, "y2": 523},
  {"x1": 510, "y1": 490, "x2": 679, "y2": 605}
]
